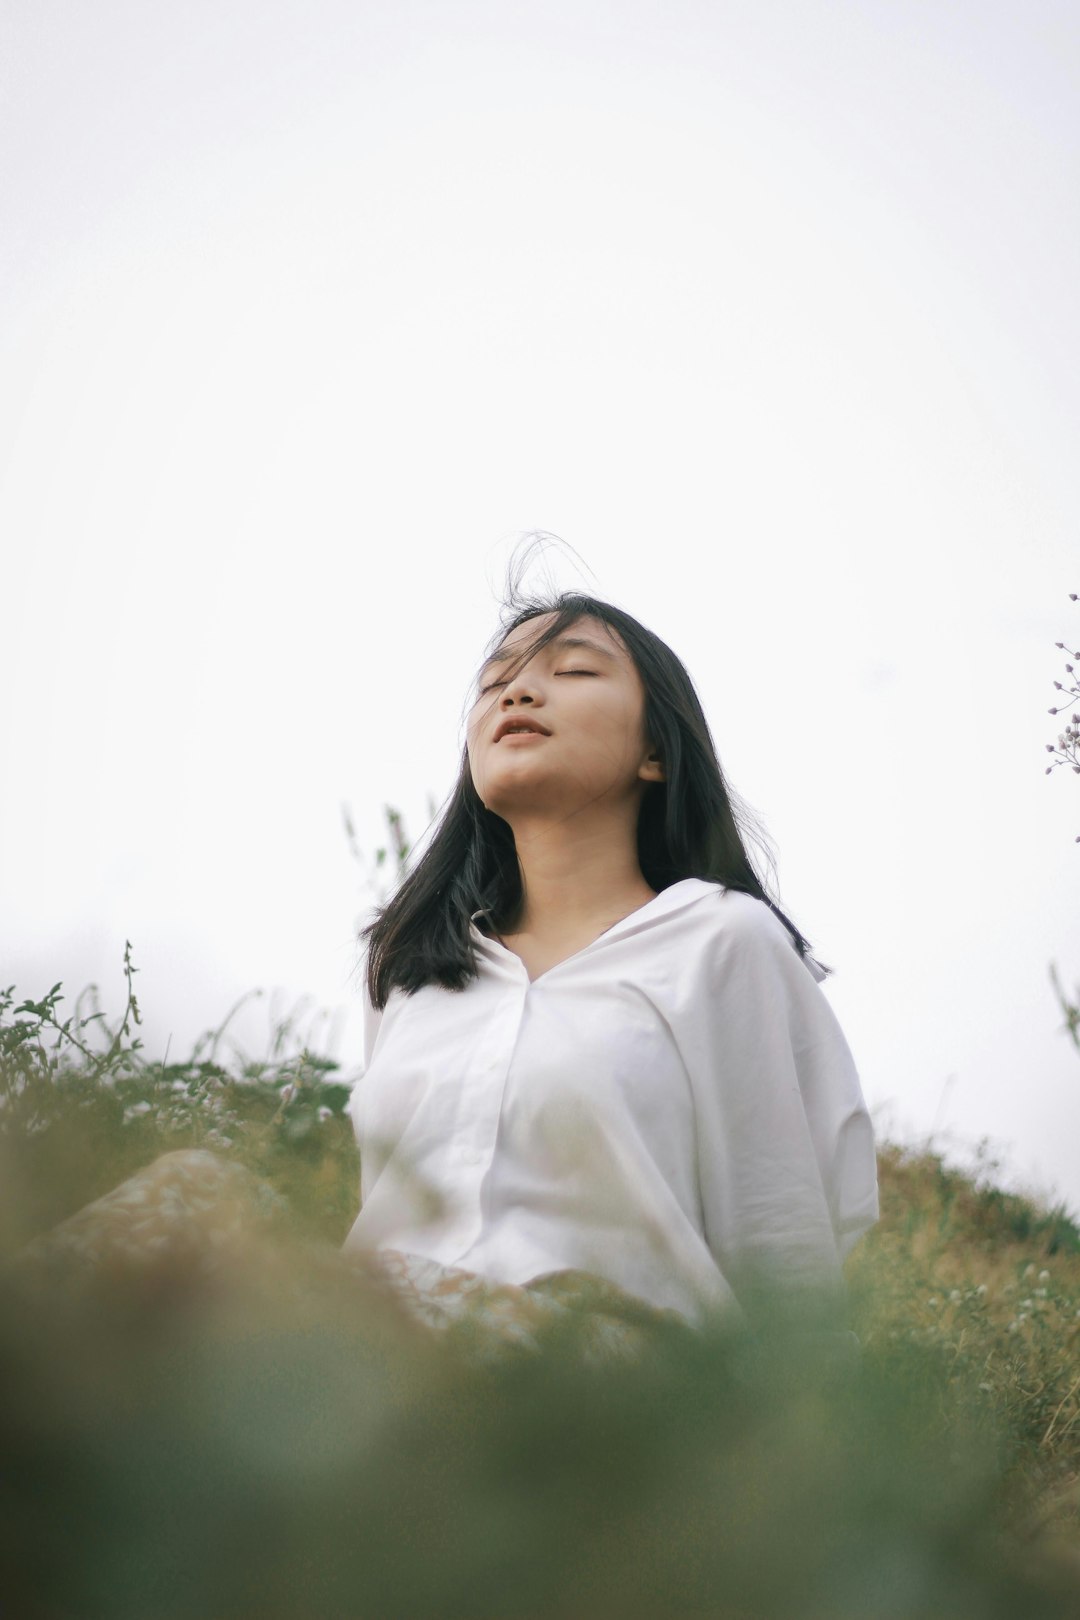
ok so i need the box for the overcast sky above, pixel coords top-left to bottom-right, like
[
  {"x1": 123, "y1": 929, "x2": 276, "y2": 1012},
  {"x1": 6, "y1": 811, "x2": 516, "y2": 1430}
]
[{"x1": 3, "y1": 0, "x2": 1079, "y2": 1219}]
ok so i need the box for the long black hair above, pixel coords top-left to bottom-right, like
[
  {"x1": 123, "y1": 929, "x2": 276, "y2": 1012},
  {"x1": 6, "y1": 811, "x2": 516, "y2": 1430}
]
[{"x1": 361, "y1": 584, "x2": 831, "y2": 1009}]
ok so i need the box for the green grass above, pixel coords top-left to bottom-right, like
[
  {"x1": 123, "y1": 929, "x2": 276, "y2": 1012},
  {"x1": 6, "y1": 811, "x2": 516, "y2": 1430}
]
[
  {"x1": 3, "y1": 961, "x2": 1080, "y2": 1618},
  {"x1": 846, "y1": 1140, "x2": 1080, "y2": 1549}
]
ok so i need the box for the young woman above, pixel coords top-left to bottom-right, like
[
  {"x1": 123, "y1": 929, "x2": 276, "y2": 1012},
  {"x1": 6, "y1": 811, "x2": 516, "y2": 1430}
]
[
  {"x1": 14, "y1": 584, "x2": 878, "y2": 1366},
  {"x1": 341, "y1": 586, "x2": 879, "y2": 1343}
]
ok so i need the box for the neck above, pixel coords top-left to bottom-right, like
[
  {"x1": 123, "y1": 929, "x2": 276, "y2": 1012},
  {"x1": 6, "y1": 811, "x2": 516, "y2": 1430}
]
[{"x1": 498, "y1": 807, "x2": 656, "y2": 939}]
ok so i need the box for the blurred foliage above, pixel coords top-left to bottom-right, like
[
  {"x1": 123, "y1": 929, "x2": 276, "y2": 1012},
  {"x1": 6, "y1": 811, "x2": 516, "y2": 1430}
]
[{"x1": 5, "y1": 1223, "x2": 1080, "y2": 1620}]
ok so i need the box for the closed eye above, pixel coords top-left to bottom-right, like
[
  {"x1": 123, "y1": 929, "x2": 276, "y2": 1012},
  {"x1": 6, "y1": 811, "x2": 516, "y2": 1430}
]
[{"x1": 478, "y1": 669, "x2": 597, "y2": 694}]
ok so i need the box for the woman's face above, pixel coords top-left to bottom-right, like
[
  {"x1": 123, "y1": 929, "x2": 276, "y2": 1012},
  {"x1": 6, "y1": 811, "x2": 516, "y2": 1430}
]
[{"x1": 466, "y1": 613, "x2": 664, "y2": 821}]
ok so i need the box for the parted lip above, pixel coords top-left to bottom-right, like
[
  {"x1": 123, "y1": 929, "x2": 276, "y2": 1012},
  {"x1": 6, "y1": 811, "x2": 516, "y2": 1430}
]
[{"x1": 494, "y1": 715, "x2": 551, "y2": 742}]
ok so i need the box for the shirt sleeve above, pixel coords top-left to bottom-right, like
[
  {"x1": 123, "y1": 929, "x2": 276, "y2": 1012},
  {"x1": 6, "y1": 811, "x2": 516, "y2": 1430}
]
[{"x1": 675, "y1": 893, "x2": 880, "y2": 1314}]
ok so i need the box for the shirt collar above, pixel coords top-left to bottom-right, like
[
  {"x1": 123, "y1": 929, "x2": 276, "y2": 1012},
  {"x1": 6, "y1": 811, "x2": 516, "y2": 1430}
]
[
  {"x1": 469, "y1": 878, "x2": 720, "y2": 953},
  {"x1": 469, "y1": 879, "x2": 829, "y2": 980}
]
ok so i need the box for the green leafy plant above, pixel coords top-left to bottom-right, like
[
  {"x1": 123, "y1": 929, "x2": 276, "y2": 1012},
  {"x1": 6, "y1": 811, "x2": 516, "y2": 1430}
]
[{"x1": 0, "y1": 945, "x2": 361, "y2": 1252}]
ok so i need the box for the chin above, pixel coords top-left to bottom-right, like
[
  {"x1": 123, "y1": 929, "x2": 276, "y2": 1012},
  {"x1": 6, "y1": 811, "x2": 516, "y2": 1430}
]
[{"x1": 480, "y1": 773, "x2": 553, "y2": 811}]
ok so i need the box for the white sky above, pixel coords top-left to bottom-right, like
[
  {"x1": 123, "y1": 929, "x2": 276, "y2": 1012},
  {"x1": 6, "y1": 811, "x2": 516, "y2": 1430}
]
[{"x1": 3, "y1": 0, "x2": 1079, "y2": 1218}]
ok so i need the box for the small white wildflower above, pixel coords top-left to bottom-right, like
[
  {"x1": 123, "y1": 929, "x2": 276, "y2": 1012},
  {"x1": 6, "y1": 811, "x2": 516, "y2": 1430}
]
[
  {"x1": 949, "y1": 1290, "x2": 962, "y2": 1303},
  {"x1": 976, "y1": 1284, "x2": 988, "y2": 1296},
  {"x1": 927, "y1": 1296, "x2": 939, "y2": 1309},
  {"x1": 122, "y1": 1101, "x2": 152, "y2": 1122},
  {"x1": 1023, "y1": 1263, "x2": 1036, "y2": 1279},
  {"x1": 1020, "y1": 1298, "x2": 1034, "y2": 1310},
  {"x1": 1018, "y1": 1312, "x2": 1030, "y2": 1324},
  {"x1": 1039, "y1": 1269, "x2": 1050, "y2": 1282},
  {"x1": 1035, "y1": 1287, "x2": 1048, "y2": 1299},
  {"x1": 170, "y1": 1079, "x2": 190, "y2": 1094},
  {"x1": 978, "y1": 1382, "x2": 993, "y2": 1393},
  {"x1": 1008, "y1": 1321, "x2": 1019, "y2": 1334},
  {"x1": 317, "y1": 1106, "x2": 333, "y2": 1124}
]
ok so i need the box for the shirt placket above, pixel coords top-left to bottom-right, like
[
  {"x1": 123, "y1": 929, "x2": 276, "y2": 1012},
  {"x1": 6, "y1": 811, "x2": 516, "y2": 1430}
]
[{"x1": 448, "y1": 973, "x2": 530, "y2": 1258}]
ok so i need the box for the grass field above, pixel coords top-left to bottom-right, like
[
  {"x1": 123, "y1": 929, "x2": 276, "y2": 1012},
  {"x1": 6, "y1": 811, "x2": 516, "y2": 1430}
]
[{"x1": 2, "y1": 958, "x2": 1080, "y2": 1618}]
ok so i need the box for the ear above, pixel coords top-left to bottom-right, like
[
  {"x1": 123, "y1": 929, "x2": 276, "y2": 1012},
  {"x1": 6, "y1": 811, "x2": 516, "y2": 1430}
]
[{"x1": 639, "y1": 751, "x2": 665, "y2": 784}]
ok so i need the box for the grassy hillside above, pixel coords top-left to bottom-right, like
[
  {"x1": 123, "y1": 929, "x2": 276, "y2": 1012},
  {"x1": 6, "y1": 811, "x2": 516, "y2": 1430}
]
[
  {"x1": 848, "y1": 1141, "x2": 1080, "y2": 1543},
  {"x1": 3, "y1": 969, "x2": 1080, "y2": 1617}
]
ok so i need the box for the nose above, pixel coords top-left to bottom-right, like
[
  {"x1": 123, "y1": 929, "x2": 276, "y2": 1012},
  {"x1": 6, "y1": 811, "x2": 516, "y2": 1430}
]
[
  {"x1": 492, "y1": 674, "x2": 544, "y2": 733},
  {"x1": 499, "y1": 669, "x2": 540, "y2": 706}
]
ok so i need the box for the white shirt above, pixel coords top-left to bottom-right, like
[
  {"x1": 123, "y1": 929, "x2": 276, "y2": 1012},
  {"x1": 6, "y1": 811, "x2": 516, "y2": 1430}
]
[{"x1": 342, "y1": 878, "x2": 879, "y2": 1328}]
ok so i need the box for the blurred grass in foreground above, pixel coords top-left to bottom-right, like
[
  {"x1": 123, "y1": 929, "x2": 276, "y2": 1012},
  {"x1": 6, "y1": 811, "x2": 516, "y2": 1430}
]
[{"x1": 2, "y1": 959, "x2": 1080, "y2": 1618}]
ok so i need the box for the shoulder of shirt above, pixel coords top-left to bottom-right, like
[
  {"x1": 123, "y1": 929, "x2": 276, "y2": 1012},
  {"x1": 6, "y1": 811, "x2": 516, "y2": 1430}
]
[
  {"x1": 682, "y1": 882, "x2": 779, "y2": 936},
  {"x1": 687, "y1": 884, "x2": 829, "y2": 983}
]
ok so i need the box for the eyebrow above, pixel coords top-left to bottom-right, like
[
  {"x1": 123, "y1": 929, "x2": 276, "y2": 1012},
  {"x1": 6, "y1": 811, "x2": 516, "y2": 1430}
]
[{"x1": 479, "y1": 634, "x2": 621, "y2": 677}]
